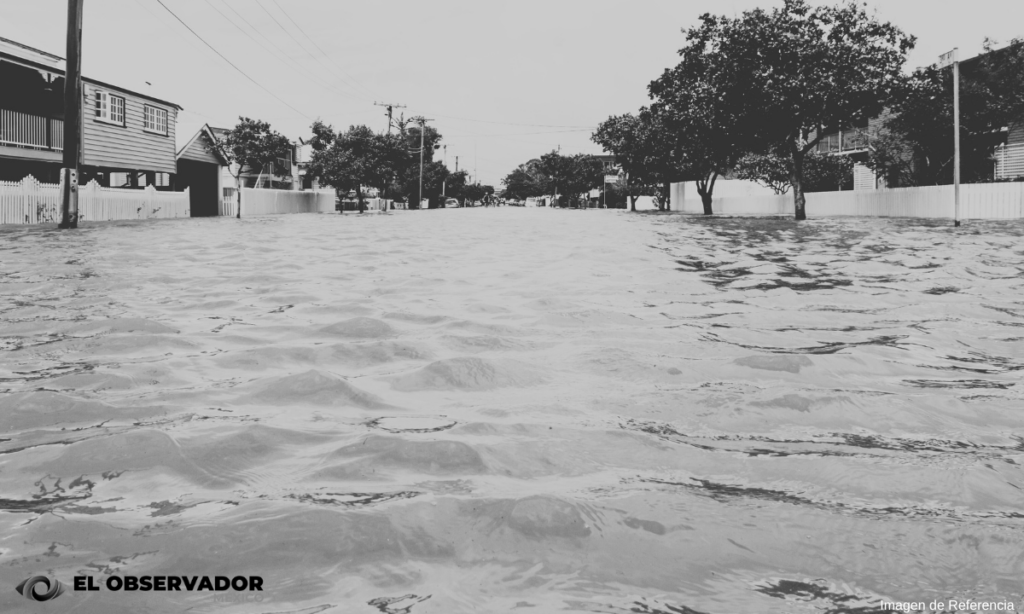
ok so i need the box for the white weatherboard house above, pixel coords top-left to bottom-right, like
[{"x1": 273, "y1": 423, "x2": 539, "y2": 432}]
[{"x1": 0, "y1": 37, "x2": 182, "y2": 192}]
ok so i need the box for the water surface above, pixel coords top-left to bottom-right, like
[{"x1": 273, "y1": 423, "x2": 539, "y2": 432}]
[{"x1": 1, "y1": 209, "x2": 1022, "y2": 613}]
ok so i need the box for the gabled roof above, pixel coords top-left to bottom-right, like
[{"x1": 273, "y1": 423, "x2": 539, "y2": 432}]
[
  {"x1": 176, "y1": 124, "x2": 229, "y2": 164},
  {"x1": 0, "y1": 36, "x2": 183, "y2": 110}
]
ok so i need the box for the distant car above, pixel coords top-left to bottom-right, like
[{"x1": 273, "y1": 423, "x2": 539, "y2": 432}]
[{"x1": 445, "y1": 198, "x2": 460, "y2": 208}]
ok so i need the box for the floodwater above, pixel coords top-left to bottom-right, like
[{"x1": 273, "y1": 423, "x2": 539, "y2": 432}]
[{"x1": 1, "y1": 208, "x2": 1023, "y2": 613}]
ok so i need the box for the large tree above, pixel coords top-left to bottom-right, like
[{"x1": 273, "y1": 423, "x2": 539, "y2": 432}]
[
  {"x1": 390, "y1": 116, "x2": 443, "y2": 208},
  {"x1": 306, "y1": 124, "x2": 401, "y2": 213},
  {"x1": 591, "y1": 112, "x2": 662, "y2": 211},
  {"x1": 445, "y1": 169, "x2": 469, "y2": 205},
  {"x1": 675, "y1": 0, "x2": 913, "y2": 219},
  {"x1": 536, "y1": 151, "x2": 603, "y2": 208},
  {"x1": 502, "y1": 161, "x2": 546, "y2": 201},
  {"x1": 648, "y1": 53, "x2": 744, "y2": 215},
  {"x1": 215, "y1": 117, "x2": 293, "y2": 218}
]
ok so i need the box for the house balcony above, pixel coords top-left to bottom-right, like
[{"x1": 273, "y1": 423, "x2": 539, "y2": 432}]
[
  {"x1": 816, "y1": 130, "x2": 868, "y2": 155},
  {"x1": 0, "y1": 108, "x2": 63, "y2": 157}
]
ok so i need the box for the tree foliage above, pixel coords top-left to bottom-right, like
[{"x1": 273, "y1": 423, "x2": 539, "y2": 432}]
[
  {"x1": 445, "y1": 170, "x2": 469, "y2": 204},
  {"x1": 648, "y1": 43, "x2": 746, "y2": 214},
  {"x1": 734, "y1": 151, "x2": 854, "y2": 194},
  {"x1": 215, "y1": 117, "x2": 293, "y2": 218},
  {"x1": 391, "y1": 117, "x2": 444, "y2": 208},
  {"x1": 306, "y1": 124, "x2": 403, "y2": 212},
  {"x1": 502, "y1": 161, "x2": 547, "y2": 200},
  {"x1": 673, "y1": 0, "x2": 913, "y2": 219},
  {"x1": 592, "y1": 112, "x2": 662, "y2": 211},
  {"x1": 536, "y1": 151, "x2": 603, "y2": 208},
  {"x1": 462, "y1": 183, "x2": 494, "y2": 204},
  {"x1": 865, "y1": 38, "x2": 1024, "y2": 186}
]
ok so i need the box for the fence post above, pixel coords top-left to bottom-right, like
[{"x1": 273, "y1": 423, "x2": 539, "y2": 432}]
[
  {"x1": 145, "y1": 185, "x2": 154, "y2": 219},
  {"x1": 80, "y1": 180, "x2": 95, "y2": 221},
  {"x1": 21, "y1": 175, "x2": 31, "y2": 224}
]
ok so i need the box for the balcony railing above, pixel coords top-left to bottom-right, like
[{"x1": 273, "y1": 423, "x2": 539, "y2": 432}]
[
  {"x1": 0, "y1": 109, "x2": 63, "y2": 151},
  {"x1": 816, "y1": 130, "x2": 870, "y2": 154}
]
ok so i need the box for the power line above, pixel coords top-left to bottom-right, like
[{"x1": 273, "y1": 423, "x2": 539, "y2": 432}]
[
  {"x1": 254, "y1": 0, "x2": 371, "y2": 101},
  {"x1": 153, "y1": 0, "x2": 311, "y2": 120},
  {"x1": 444, "y1": 128, "x2": 595, "y2": 138},
  {"x1": 416, "y1": 111, "x2": 597, "y2": 129},
  {"x1": 203, "y1": 0, "x2": 366, "y2": 106},
  {"x1": 270, "y1": 0, "x2": 380, "y2": 100}
]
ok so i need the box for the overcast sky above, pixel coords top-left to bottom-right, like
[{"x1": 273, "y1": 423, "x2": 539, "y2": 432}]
[{"x1": 2, "y1": 0, "x2": 1022, "y2": 186}]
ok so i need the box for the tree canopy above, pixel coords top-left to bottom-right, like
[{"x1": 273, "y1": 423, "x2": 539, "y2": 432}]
[
  {"x1": 734, "y1": 151, "x2": 854, "y2": 194},
  {"x1": 666, "y1": 0, "x2": 913, "y2": 219},
  {"x1": 502, "y1": 161, "x2": 547, "y2": 201},
  {"x1": 865, "y1": 38, "x2": 1024, "y2": 186},
  {"x1": 215, "y1": 117, "x2": 293, "y2": 217},
  {"x1": 537, "y1": 151, "x2": 603, "y2": 208},
  {"x1": 306, "y1": 124, "x2": 403, "y2": 212},
  {"x1": 591, "y1": 112, "x2": 662, "y2": 211}
]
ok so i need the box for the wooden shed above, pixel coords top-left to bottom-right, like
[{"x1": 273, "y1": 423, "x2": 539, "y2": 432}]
[{"x1": 175, "y1": 125, "x2": 227, "y2": 217}]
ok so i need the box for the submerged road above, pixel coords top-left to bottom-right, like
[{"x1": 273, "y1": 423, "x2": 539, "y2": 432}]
[{"x1": 1, "y1": 208, "x2": 1023, "y2": 612}]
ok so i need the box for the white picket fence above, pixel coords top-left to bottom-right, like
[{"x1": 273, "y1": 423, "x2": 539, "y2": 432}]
[
  {"x1": 0, "y1": 176, "x2": 190, "y2": 225},
  {"x1": 219, "y1": 197, "x2": 237, "y2": 217},
  {"x1": 677, "y1": 182, "x2": 1024, "y2": 219},
  {"x1": 234, "y1": 188, "x2": 334, "y2": 216}
]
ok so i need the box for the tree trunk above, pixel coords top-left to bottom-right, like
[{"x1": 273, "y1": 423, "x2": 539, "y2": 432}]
[
  {"x1": 791, "y1": 150, "x2": 807, "y2": 221},
  {"x1": 696, "y1": 172, "x2": 718, "y2": 215},
  {"x1": 663, "y1": 182, "x2": 671, "y2": 211},
  {"x1": 630, "y1": 195, "x2": 638, "y2": 212},
  {"x1": 698, "y1": 189, "x2": 713, "y2": 215},
  {"x1": 356, "y1": 185, "x2": 365, "y2": 214}
]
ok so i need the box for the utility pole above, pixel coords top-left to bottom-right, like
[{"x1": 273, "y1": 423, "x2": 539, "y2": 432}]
[
  {"x1": 442, "y1": 145, "x2": 447, "y2": 197},
  {"x1": 59, "y1": 0, "x2": 84, "y2": 229},
  {"x1": 939, "y1": 48, "x2": 961, "y2": 227},
  {"x1": 415, "y1": 117, "x2": 433, "y2": 209},
  {"x1": 374, "y1": 101, "x2": 405, "y2": 135},
  {"x1": 953, "y1": 52, "x2": 961, "y2": 227}
]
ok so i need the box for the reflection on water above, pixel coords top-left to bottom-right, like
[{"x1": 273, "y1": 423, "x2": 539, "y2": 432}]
[{"x1": 1, "y1": 210, "x2": 1023, "y2": 613}]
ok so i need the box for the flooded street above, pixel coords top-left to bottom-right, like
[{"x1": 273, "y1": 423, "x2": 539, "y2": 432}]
[{"x1": 1, "y1": 208, "x2": 1023, "y2": 613}]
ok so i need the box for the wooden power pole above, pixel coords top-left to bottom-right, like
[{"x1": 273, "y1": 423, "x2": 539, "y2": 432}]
[
  {"x1": 415, "y1": 117, "x2": 433, "y2": 209},
  {"x1": 374, "y1": 101, "x2": 405, "y2": 135},
  {"x1": 59, "y1": 0, "x2": 84, "y2": 229}
]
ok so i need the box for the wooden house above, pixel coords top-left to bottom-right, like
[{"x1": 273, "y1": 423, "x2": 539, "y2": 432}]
[{"x1": 0, "y1": 37, "x2": 181, "y2": 190}]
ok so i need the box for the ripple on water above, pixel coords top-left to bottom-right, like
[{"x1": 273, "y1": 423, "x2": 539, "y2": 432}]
[
  {"x1": 239, "y1": 369, "x2": 395, "y2": 409},
  {"x1": 3, "y1": 211, "x2": 1024, "y2": 611},
  {"x1": 389, "y1": 357, "x2": 544, "y2": 391}
]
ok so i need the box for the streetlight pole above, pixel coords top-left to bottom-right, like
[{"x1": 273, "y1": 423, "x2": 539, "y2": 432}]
[
  {"x1": 416, "y1": 117, "x2": 433, "y2": 210},
  {"x1": 939, "y1": 48, "x2": 961, "y2": 226},
  {"x1": 442, "y1": 144, "x2": 447, "y2": 198}
]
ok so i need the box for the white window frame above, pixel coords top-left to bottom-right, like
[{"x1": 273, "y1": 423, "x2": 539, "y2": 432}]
[
  {"x1": 143, "y1": 104, "x2": 168, "y2": 135},
  {"x1": 95, "y1": 90, "x2": 125, "y2": 126}
]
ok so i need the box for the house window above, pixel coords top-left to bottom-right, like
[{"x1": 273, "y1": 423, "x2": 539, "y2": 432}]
[
  {"x1": 95, "y1": 91, "x2": 125, "y2": 125},
  {"x1": 144, "y1": 105, "x2": 168, "y2": 135}
]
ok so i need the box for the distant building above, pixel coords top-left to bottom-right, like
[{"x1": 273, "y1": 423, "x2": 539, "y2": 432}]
[
  {"x1": 812, "y1": 43, "x2": 1024, "y2": 190},
  {"x1": 176, "y1": 124, "x2": 301, "y2": 216},
  {"x1": 0, "y1": 37, "x2": 181, "y2": 189},
  {"x1": 207, "y1": 126, "x2": 299, "y2": 192},
  {"x1": 175, "y1": 124, "x2": 229, "y2": 217}
]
